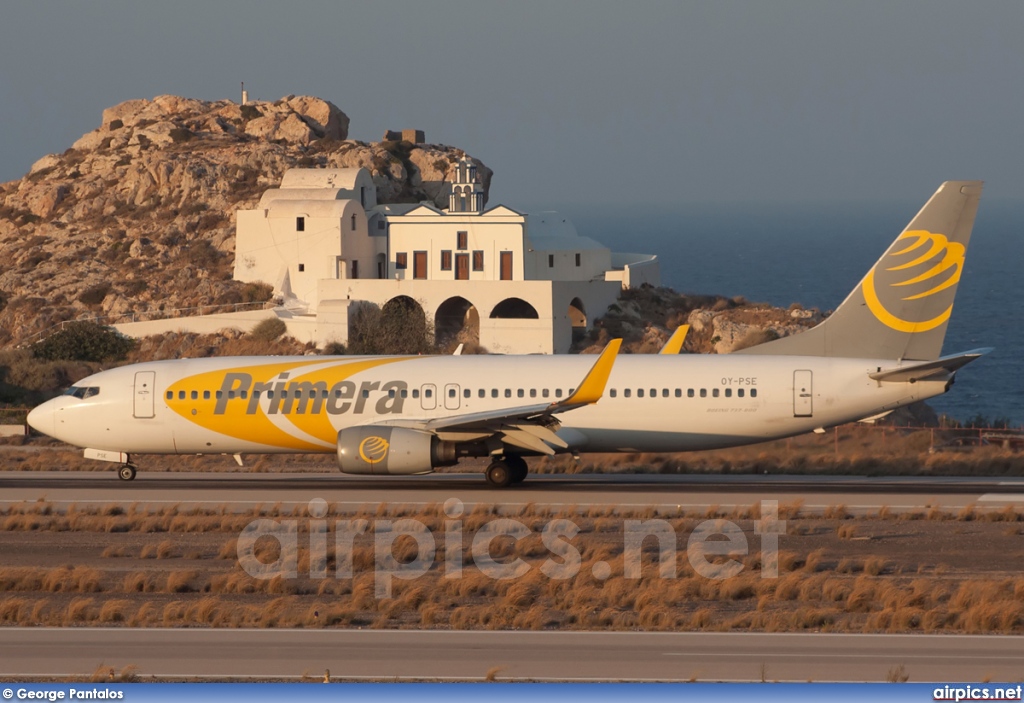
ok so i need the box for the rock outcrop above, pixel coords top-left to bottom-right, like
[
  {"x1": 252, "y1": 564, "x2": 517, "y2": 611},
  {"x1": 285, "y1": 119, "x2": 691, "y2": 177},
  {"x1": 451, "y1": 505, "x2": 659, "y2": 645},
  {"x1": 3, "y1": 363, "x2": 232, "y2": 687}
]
[{"x1": 0, "y1": 95, "x2": 492, "y2": 346}]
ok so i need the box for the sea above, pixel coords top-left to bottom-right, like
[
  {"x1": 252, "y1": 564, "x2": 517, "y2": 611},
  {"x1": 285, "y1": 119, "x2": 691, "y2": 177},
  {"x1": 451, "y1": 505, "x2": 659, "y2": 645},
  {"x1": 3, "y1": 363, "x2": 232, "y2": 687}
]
[{"x1": 526, "y1": 198, "x2": 1024, "y2": 426}]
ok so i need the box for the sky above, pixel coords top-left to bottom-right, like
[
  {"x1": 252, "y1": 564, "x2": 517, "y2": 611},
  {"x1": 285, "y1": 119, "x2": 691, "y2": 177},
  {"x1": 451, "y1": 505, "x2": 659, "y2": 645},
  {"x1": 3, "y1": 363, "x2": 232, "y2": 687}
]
[{"x1": 1, "y1": 1, "x2": 1022, "y2": 207}]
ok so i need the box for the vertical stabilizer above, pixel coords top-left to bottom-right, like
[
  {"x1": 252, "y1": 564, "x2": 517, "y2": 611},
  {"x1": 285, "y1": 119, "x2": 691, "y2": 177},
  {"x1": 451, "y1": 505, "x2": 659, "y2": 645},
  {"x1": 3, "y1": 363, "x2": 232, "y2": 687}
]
[{"x1": 738, "y1": 181, "x2": 982, "y2": 360}]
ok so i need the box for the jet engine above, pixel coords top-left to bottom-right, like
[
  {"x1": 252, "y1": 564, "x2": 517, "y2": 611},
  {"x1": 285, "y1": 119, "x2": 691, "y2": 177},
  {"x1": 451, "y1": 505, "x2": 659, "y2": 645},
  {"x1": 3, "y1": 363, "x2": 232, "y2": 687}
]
[{"x1": 336, "y1": 426, "x2": 457, "y2": 475}]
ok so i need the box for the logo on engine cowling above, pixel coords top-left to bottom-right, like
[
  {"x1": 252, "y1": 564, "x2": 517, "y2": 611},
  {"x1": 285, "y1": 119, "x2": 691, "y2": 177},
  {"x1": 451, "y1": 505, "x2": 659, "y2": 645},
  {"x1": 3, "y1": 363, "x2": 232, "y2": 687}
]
[{"x1": 359, "y1": 436, "x2": 390, "y2": 463}]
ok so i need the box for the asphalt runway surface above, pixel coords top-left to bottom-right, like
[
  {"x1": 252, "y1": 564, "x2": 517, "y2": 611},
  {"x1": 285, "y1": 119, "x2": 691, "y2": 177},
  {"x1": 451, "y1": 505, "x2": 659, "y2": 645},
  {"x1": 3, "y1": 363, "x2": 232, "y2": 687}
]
[
  {"x1": 3, "y1": 471, "x2": 1024, "y2": 513},
  {"x1": 2, "y1": 628, "x2": 1022, "y2": 682}
]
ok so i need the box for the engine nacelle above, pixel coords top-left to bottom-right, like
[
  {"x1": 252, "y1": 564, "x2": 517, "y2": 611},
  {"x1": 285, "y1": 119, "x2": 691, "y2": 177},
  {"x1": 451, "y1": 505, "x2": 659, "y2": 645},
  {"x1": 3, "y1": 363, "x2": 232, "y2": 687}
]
[{"x1": 336, "y1": 426, "x2": 457, "y2": 475}]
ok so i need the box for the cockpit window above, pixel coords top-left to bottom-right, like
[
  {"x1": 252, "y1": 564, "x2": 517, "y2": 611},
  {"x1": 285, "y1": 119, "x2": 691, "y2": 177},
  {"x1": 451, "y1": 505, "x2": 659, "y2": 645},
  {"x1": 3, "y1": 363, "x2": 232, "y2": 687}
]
[{"x1": 63, "y1": 386, "x2": 100, "y2": 399}]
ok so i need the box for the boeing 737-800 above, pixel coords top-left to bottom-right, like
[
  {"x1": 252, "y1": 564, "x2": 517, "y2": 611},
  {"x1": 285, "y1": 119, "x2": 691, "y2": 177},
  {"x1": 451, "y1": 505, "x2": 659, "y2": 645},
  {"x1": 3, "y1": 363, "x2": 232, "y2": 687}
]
[{"x1": 27, "y1": 182, "x2": 988, "y2": 487}]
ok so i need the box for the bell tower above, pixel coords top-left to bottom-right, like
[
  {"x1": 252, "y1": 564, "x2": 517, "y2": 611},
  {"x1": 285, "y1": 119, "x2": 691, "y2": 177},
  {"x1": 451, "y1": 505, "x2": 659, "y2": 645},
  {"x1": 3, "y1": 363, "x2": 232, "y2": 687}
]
[{"x1": 449, "y1": 156, "x2": 484, "y2": 213}]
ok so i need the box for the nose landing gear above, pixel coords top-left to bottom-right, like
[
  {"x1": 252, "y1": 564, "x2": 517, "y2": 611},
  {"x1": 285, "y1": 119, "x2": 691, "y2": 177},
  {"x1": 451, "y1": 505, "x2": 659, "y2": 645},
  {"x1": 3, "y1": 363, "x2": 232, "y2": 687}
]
[{"x1": 118, "y1": 463, "x2": 137, "y2": 481}]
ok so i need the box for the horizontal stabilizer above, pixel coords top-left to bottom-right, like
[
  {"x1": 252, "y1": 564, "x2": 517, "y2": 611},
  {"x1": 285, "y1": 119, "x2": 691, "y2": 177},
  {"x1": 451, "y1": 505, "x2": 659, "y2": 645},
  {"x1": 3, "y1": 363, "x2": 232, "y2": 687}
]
[{"x1": 869, "y1": 348, "x2": 992, "y2": 383}]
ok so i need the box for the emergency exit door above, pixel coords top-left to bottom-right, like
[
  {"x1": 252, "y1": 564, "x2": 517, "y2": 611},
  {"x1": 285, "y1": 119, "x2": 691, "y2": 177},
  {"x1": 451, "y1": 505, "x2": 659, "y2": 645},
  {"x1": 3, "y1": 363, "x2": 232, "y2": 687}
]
[
  {"x1": 793, "y1": 370, "x2": 813, "y2": 417},
  {"x1": 134, "y1": 371, "x2": 156, "y2": 419}
]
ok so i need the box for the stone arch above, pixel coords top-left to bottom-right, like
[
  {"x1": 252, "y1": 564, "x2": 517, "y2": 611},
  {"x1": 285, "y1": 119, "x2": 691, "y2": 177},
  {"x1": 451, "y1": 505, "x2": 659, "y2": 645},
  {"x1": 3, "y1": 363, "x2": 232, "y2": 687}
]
[
  {"x1": 383, "y1": 295, "x2": 426, "y2": 322},
  {"x1": 490, "y1": 297, "x2": 539, "y2": 319},
  {"x1": 568, "y1": 297, "x2": 587, "y2": 343},
  {"x1": 435, "y1": 296, "x2": 480, "y2": 349}
]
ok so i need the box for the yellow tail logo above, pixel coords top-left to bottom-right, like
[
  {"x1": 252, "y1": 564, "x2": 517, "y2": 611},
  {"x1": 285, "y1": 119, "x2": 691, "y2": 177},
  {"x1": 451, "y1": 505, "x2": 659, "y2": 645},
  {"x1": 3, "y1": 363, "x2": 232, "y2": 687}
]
[
  {"x1": 863, "y1": 230, "x2": 964, "y2": 333},
  {"x1": 358, "y1": 436, "x2": 389, "y2": 463}
]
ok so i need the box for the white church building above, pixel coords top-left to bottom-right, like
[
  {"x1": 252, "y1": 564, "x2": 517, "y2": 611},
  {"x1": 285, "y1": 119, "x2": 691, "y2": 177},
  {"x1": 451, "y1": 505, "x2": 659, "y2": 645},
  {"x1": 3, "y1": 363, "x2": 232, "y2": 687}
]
[{"x1": 118, "y1": 160, "x2": 660, "y2": 354}]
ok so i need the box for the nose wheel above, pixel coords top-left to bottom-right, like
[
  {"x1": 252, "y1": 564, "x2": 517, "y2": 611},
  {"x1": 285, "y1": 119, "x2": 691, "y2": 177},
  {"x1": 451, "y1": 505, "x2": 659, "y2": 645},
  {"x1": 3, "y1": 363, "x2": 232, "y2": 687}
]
[{"x1": 118, "y1": 464, "x2": 137, "y2": 481}]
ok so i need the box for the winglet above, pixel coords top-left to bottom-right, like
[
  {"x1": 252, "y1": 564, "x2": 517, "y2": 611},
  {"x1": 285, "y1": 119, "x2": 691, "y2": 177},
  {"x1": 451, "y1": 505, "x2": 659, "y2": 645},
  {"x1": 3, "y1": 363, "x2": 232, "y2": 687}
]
[
  {"x1": 555, "y1": 338, "x2": 622, "y2": 409},
  {"x1": 660, "y1": 325, "x2": 689, "y2": 355}
]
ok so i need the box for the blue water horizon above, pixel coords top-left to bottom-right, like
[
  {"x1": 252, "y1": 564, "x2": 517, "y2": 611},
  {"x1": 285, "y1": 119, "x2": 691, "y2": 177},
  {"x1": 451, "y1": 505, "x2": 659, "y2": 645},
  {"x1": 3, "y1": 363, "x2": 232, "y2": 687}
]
[{"x1": 522, "y1": 198, "x2": 1024, "y2": 426}]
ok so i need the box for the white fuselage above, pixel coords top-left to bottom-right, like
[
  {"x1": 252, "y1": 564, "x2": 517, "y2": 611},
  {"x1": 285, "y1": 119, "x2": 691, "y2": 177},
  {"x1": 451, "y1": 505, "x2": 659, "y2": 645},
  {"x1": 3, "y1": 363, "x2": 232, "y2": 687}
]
[{"x1": 28, "y1": 353, "x2": 946, "y2": 460}]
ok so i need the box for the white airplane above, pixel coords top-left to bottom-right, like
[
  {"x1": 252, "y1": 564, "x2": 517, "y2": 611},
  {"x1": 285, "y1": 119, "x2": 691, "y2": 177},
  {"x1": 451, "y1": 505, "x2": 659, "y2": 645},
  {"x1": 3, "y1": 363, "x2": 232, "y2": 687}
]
[{"x1": 28, "y1": 182, "x2": 988, "y2": 487}]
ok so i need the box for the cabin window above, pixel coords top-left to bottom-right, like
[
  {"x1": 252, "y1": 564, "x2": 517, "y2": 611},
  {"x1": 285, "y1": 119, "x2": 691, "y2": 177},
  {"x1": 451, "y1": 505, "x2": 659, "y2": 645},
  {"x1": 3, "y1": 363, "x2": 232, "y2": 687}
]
[
  {"x1": 738, "y1": 388, "x2": 745, "y2": 398},
  {"x1": 178, "y1": 391, "x2": 186, "y2": 400},
  {"x1": 624, "y1": 389, "x2": 632, "y2": 398},
  {"x1": 650, "y1": 389, "x2": 656, "y2": 398},
  {"x1": 448, "y1": 388, "x2": 456, "y2": 398},
  {"x1": 166, "y1": 391, "x2": 173, "y2": 400},
  {"x1": 517, "y1": 389, "x2": 524, "y2": 398},
  {"x1": 751, "y1": 388, "x2": 758, "y2": 398},
  {"x1": 424, "y1": 388, "x2": 433, "y2": 398},
  {"x1": 389, "y1": 389, "x2": 397, "y2": 399},
  {"x1": 505, "y1": 389, "x2": 512, "y2": 398},
  {"x1": 530, "y1": 389, "x2": 537, "y2": 398},
  {"x1": 637, "y1": 389, "x2": 644, "y2": 398},
  {"x1": 412, "y1": 389, "x2": 420, "y2": 399},
  {"x1": 556, "y1": 389, "x2": 563, "y2": 398},
  {"x1": 662, "y1": 389, "x2": 669, "y2": 398},
  {"x1": 700, "y1": 389, "x2": 707, "y2": 398},
  {"x1": 464, "y1": 388, "x2": 471, "y2": 398},
  {"x1": 725, "y1": 388, "x2": 732, "y2": 398},
  {"x1": 687, "y1": 389, "x2": 694, "y2": 398},
  {"x1": 712, "y1": 389, "x2": 720, "y2": 398},
  {"x1": 203, "y1": 390, "x2": 210, "y2": 400},
  {"x1": 478, "y1": 389, "x2": 485, "y2": 398},
  {"x1": 610, "y1": 389, "x2": 617, "y2": 398},
  {"x1": 401, "y1": 390, "x2": 408, "y2": 399},
  {"x1": 491, "y1": 389, "x2": 498, "y2": 398},
  {"x1": 675, "y1": 389, "x2": 682, "y2": 397},
  {"x1": 542, "y1": 389, "x2": 550, "y2": 398}
]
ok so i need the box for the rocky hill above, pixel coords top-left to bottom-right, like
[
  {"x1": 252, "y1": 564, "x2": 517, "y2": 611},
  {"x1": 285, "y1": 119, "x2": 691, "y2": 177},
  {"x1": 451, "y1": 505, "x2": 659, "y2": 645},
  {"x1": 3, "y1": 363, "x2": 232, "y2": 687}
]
[{"x1": 0, "y1": 95, "x2": 492, "y2": 346}]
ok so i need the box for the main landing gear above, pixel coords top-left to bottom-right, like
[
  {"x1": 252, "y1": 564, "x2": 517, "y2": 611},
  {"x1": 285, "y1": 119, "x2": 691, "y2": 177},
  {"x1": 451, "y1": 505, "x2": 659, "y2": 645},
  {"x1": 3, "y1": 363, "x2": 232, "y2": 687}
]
[
  {"x1": 485, "y1": 455, "x2": 528, "y2": 488},
  {"x1": 118, "y1": 463, "x2": 137, "y2": 481}
]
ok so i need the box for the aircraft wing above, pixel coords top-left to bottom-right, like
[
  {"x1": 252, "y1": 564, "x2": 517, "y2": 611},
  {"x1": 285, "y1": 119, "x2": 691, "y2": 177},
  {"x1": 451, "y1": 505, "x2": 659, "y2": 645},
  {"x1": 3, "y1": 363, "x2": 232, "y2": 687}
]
[
  {"x1": 380, "y1": 339, "x2": 622, "y2": 455},
  {"x1": 660, "y1": 325, "x2": 689, "y2": 354},
  {"x1": 869, "y1": 348, "x2": 992, "y2": 383}
]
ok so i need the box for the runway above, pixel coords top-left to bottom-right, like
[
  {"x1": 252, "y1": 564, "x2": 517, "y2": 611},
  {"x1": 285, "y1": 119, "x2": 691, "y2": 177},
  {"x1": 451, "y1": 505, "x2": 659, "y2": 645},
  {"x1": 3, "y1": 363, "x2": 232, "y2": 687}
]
[
  {"x1": 3, "y1": 471, "x2": 1024, "y2": 513},
  {"x1": 1, "y1": 628, "x2": 1022, "y2": 682}
]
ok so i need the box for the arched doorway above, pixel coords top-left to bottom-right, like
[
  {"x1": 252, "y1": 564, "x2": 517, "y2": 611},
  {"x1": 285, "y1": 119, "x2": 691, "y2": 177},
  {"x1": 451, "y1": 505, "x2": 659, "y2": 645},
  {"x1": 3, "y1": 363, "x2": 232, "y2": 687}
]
[
  {"x1": 490, "y1": 298, "x2": 539, "y2": 319},
  {"x1": 568, "y1": 297, "x2": 587, "y2": 343},
  {"x1": 435, "y1": 296, "x2": 480, "y2": 350},
  {"x1": 349, "y1": 296, "x2": 431, "y2": 354}
]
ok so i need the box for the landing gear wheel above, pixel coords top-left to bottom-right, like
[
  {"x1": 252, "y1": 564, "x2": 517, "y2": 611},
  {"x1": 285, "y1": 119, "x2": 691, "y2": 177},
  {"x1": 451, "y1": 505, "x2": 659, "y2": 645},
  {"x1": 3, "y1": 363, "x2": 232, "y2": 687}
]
[
  {"x1": 505, "y1": 455, "x2": 528, "y2": 484},
  {"x1": 118, "y1": 464, "x2": 137, "y2": 481},
  {"x1": 485, "y1": 460, "x2": 512, "y2": 488}
]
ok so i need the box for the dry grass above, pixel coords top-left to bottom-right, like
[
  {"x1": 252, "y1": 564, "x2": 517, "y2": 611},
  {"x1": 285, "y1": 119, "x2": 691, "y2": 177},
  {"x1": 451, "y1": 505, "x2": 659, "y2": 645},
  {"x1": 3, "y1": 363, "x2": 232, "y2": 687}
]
[{"x1": 3, "y1": 501, "x2": 1024, "y2": 634}]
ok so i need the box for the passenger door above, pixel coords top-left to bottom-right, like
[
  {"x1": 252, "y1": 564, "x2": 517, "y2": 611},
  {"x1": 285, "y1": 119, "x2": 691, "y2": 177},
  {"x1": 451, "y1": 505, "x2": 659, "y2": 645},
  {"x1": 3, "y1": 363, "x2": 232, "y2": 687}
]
[{"x1": 134, "y1": 371, "x2": 156, "y2": 419}]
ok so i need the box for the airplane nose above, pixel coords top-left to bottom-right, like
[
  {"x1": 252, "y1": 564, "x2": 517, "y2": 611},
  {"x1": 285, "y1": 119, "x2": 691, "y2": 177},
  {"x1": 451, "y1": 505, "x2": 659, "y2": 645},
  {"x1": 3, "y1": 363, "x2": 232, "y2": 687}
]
[{"x1": 26, "y1": 401, "x2": 55, "y2": 438}]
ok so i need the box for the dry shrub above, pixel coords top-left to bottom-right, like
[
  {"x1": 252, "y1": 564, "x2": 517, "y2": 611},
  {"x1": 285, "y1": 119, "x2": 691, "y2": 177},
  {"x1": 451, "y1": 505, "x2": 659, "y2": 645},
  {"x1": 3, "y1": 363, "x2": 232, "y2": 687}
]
[
  {"x1": 65, "y1": 597, "x2": 95, "y2": 624},
  {"x1": 98, "y1": 599, "x2": 131, "y2": 623},
  {"x1": 165, "y1": 570, "x2": 200, "y2": 593},
  {"x1": 0, "y1": 597, "x2": 29, "y2": 623}
]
